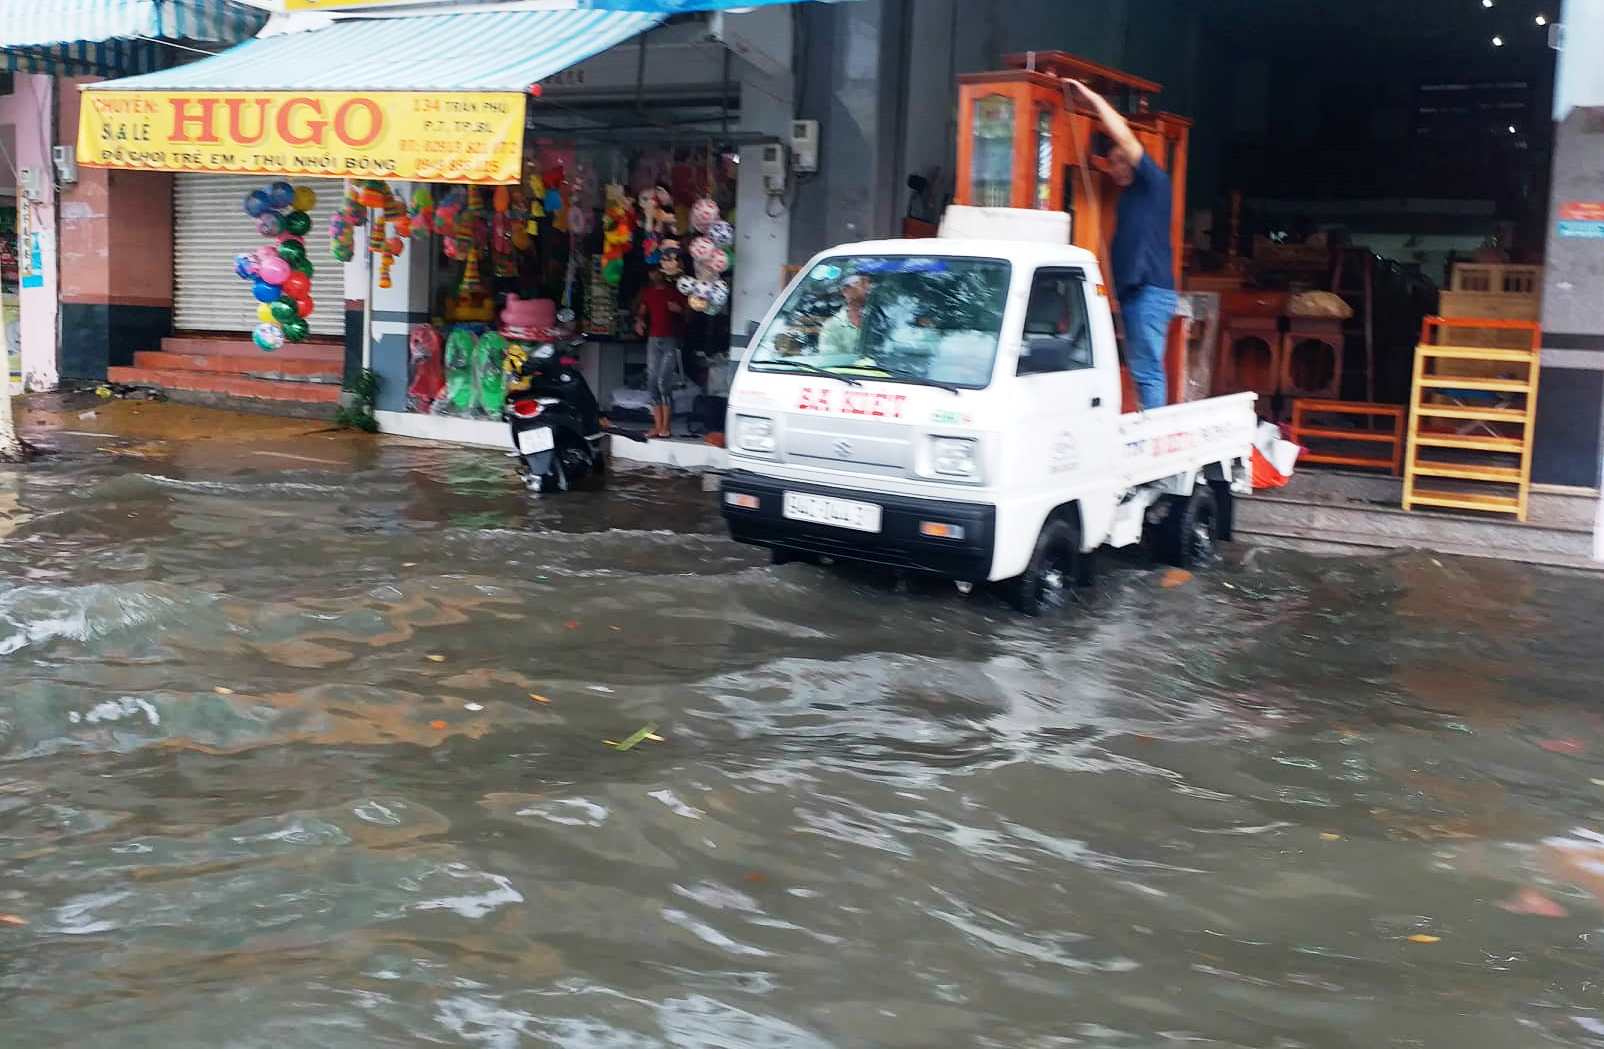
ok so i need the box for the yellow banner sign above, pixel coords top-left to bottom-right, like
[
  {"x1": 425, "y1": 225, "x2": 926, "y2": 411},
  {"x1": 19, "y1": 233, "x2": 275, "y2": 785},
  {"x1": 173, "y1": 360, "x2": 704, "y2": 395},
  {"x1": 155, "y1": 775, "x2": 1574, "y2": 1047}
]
[{"x1": 78, "y1": 90, "x2": 525, "y2": 184}]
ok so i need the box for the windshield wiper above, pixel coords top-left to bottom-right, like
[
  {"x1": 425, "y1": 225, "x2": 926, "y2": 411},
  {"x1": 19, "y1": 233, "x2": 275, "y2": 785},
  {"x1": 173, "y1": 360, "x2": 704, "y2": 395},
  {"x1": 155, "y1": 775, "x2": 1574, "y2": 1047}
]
[
  {"x1": 872, "y1": 366, "x2": 962, "y2": 395},
  {"x1": 755, "y1": 359, "x2": 862, "y2": 386}
]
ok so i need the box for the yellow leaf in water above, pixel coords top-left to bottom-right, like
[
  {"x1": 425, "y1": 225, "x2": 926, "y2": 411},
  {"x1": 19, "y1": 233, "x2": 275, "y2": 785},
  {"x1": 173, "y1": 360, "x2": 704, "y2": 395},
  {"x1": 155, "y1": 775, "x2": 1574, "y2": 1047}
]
[
  {"x1": 1407, "y1": 934, "x2": 1441, "y2": 944},
  {"x1": 426, "y1": 654, "x2": 447, "y2": 663},
  {"x1": 1320, "y1": 832, "x2": 1342, "y2": 841},
  {"x1": 530, "y1": 693, "x2": 551, "y2": 704},
  {"x1": 645, "y1": 732, "x2": 665, "y2": 742},
  {"x1": 1161, "y1": 569, "x2": 1193, "y2": 589}
]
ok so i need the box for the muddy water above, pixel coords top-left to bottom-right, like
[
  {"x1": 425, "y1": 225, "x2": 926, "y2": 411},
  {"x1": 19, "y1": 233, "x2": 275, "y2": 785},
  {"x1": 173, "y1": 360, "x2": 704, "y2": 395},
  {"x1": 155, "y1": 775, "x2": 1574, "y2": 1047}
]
[{"x1": 3, "y1": 437, "x2": 1604, "y2": 1047}]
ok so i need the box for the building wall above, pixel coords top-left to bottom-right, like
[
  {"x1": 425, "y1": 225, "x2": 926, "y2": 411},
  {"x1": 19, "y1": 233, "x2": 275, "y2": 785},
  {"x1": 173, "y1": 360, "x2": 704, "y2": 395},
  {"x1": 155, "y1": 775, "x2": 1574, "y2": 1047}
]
[
  {"x1": 0, "y1": 73, "x2": 59, "y2": 390},
  {"x1": 56, "y1": 76, "x2": 174, "y2": 382}
]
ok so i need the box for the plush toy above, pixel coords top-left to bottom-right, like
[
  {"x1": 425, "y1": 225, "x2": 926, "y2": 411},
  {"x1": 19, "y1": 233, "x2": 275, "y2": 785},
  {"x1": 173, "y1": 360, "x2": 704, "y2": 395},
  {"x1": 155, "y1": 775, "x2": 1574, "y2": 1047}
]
[
  {"x1": 658, "y1": 238, "x2": 683, "y2": 278},
  {"x1": 442, "y1": 327, "x2": 478, "y2": 415},
  {"x1": 406, "y1": 325, "x2": 446, "y2": 414},
  {"x1": 690, "y1": 196, "x2": 720, "y2": 233},
  {"x1": 475, "y1": 332, "x2": 509, "y2": 417}
]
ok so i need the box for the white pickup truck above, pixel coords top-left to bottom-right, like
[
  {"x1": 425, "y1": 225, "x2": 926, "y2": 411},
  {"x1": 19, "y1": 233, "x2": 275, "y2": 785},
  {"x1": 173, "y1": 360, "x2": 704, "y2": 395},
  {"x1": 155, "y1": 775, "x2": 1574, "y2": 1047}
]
[{"x1": 720, "y1": 207, "x2": 1258, "y2": 614}]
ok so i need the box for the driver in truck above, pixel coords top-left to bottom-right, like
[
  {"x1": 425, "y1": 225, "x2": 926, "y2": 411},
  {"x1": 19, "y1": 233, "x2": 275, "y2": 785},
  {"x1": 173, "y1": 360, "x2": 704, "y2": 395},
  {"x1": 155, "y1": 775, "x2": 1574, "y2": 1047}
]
[
  {"x1": 1064, "y1": 78, "x2": 1177, "y2": 412},
  {"x1": 818, "y1": 274, "x2": 872, "y2": 360}
]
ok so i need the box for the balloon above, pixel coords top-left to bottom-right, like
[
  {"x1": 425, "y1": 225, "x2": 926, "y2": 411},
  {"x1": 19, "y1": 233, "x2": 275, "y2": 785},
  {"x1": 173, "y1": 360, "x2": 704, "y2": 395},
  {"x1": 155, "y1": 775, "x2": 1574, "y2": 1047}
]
[
  {"x1": 252, "y1": 278, "x2": 282, "y2": 303},
  {"x1": 276, "y1": 240, "x2": 307, "y2": 266},
  {"x1": 292, "y1": 257, "x2": 315, "y2": 277},
  {"x1": 282, "y1": 271, "x2": 311, "y2": 298},
  {"x1": 296, "y1": 297, "x2": 315, "y2": 318},
  {"x1": 284, "y1": 210, "x2": 312, "y2": 237},
  {"x1": 253, "y1": 323, "x2": 285, "y2": 352},
  {"x1": 282, "y1": 317, "x2": 310, "y2": 343},
  {"x1": 256, "y1": 212, "x2": 285, "y2": 237},
  {"x1": 258, "y1": 256, "x2": 291, "y2": 285},
  {"x1": 234, "y1": 253, "x2": 259, "y2": 280},
  {"x1": 257, "y1": 303, "x2": 275, "y2": 324},
  {"x1": 243, "y1": 189, "x2": 272, "y2": 216},
  {"x1": 291, "y1": 186, "x2": 317, "y2": 212},
  {"x1": 268, "y1": 181, "x2": 295, "y2": 209},
  {"x1": 270, "y1": 297, "x2": 298, "y2": 325}
]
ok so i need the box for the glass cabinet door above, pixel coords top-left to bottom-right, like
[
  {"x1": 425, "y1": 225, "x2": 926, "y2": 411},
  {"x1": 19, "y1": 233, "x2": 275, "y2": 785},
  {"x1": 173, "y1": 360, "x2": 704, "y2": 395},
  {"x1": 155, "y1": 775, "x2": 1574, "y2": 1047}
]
[
  {"x1": 970, "y1": 95, "x2": 1015, "y2": 207},
  {"x1": 1033, "y1": 106, "x2": 1053, "y2": 209}
]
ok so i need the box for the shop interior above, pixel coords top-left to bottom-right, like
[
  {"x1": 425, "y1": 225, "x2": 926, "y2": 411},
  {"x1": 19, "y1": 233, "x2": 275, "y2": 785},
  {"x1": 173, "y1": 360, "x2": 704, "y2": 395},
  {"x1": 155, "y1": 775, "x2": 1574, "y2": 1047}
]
[{"x1": 1167, "y1": 0, "x2": 1559, "y2": 516}]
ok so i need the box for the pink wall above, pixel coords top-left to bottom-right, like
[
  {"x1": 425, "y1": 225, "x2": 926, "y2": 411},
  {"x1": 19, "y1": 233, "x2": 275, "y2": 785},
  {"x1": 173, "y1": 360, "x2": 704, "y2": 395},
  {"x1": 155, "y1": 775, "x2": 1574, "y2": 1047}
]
[
  {"x1": 57, "y1": 78, "x2": 174, "y2": 308},
  {"x1": 0, "y1": 73, "x2": 58, "y2": 390}
]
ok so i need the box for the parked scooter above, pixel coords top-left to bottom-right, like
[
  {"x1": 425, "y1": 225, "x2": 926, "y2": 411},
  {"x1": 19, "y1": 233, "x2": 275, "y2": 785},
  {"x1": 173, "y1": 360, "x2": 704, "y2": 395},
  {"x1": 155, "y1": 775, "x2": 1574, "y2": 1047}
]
[{"x1": 505, "y1": 341, "x2": 607, "y2": 493}]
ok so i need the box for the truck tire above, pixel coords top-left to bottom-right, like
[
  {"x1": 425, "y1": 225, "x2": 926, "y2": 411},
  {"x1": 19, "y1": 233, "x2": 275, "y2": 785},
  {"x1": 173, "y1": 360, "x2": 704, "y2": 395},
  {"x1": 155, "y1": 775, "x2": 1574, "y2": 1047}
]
[
  {"x1": 1007, "y1": 517, "x2": 1081, "y2": 616},
  {"x1": 1154, "y1": 485, "x2": 1219, "y2": 569}
]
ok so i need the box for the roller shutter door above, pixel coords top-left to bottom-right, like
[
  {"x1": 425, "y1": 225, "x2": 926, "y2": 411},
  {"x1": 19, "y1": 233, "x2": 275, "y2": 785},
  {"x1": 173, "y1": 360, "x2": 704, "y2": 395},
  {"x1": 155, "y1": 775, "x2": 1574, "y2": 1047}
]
[{"x1": 172, "y1": 174, "x2": 344, "y2": 337}]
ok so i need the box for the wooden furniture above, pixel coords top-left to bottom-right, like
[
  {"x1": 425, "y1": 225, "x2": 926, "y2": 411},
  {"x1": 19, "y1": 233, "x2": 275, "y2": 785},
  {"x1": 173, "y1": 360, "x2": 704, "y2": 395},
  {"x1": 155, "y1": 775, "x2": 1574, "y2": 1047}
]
[
  {"x1": 954, "y1": 51, "x2": 1193, "y2": 410},
  {"x1": 1281, "y1": 319, "x2": 1344, "y2": 400},
  {"x1": 1291, "y1": 400, "x2": 1404, "y2": 475},
  {"x1": 1403, "y1": 316, "x2": 1541, "y2": 520},
  {"x1": 1439, "y1": 262, "x2": 1541, "y2": 333}
]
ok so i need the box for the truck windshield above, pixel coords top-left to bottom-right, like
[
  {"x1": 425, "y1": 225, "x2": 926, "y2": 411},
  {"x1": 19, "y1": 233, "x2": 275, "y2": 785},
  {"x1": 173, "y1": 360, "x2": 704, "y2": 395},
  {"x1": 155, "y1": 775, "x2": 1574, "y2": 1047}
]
[{"x1": 747, "y1": 256, "x2": 1011, "y2": 390}]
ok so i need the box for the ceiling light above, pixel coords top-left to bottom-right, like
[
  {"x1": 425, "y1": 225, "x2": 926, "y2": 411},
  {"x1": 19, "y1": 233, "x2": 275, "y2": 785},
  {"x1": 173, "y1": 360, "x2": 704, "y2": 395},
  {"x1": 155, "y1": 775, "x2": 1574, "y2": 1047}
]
[
  {"x1": 1535, "y1": 14, "x2": 1548, "y2": 25},
  {"x1": 1492, "y1": 34, "x2": 1505, "y2": 45},
  {"x1": 1482, "y1": 0, "x2": 1494, "y2": 8},
  {"x1": 1508, "y1": 125, "x2": 1518, "y2": 134}
]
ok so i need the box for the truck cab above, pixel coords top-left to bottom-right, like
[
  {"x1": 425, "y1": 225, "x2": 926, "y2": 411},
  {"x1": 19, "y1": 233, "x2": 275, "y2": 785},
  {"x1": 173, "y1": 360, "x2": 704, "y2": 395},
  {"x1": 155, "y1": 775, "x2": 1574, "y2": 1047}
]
[{"x1": 721, "y1": 208, "x2": 1256, "y2": 613}]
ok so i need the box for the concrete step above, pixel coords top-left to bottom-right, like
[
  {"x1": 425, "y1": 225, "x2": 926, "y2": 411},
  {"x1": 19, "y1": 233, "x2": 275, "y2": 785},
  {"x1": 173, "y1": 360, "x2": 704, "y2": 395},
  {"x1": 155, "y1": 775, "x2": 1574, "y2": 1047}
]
[
  {"x1": 1237, "y1": 492, "x2": 1595, "y2": 559},
  {"x1": 107, "y1": 366, "x2": 343, "y2": 404},
  {"x1": 1240, "y1": 527, "x2": 1604, "y2": 575},
  {"x1": 132, "y1": 351, "x2": 340, "y2": 383},
  {"x1": 161, "y1": 335, "x2": 344, "y2": 362},
  {"x1": 1272, "y1": 467, "x2": 1597, "y2": 530}
]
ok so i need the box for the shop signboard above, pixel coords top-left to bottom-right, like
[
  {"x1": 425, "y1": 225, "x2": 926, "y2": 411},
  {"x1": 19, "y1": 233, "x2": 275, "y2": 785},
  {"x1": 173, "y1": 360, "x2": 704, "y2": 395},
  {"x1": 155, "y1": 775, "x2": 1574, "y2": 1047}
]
[
  {"x1": 1558, "y1": 201, "x2": 1604, "y2": 239},
  {"x1": 77, "y1": 90, "x2": 526, "y2": 184},
  {"x1": 17, "y1": 204, "x2": 43, "y2": 291}
]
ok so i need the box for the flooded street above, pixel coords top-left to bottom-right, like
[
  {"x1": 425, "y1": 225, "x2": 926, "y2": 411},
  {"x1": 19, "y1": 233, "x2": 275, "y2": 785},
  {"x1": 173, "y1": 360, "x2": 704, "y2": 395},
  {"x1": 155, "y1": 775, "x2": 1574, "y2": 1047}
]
[{"x1": 3, "y1": 416, "x2": 1604, "y2": 1047}]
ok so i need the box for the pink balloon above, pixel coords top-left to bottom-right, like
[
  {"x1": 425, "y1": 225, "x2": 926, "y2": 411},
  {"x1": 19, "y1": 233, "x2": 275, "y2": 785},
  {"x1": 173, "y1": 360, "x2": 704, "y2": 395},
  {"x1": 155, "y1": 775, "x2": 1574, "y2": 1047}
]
[
  {"x1": 257, "y1": 256, "x2": 291, "y2": 284},
  {"x1": 255, "y1": 245, "x2": 279, "y2": 264}
]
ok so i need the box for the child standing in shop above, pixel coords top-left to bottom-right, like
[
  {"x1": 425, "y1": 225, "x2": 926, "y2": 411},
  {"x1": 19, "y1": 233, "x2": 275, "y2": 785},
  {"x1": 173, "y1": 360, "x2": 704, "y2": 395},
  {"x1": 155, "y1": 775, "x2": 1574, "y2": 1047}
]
[{"x1": 635, "y1": 268, "x2": 686, "y2": 439}]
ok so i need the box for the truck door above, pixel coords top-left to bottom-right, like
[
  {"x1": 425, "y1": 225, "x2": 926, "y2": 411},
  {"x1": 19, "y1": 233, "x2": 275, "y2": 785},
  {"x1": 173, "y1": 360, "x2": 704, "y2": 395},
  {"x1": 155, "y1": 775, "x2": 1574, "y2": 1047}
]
[{"x1": 1014, "y1": 267, "x2": 1118, "y2": 510}]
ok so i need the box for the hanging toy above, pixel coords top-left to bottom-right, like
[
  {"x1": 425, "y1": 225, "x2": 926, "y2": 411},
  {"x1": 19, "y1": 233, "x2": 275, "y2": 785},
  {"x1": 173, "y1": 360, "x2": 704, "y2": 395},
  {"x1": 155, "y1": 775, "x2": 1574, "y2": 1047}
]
[
  {"x1": 681, "y1": 197, "x2": 733, "y2": 315},
  {"x1": 658, "y1": 238, "x2": 684, "y2": 278},
  {"x1": 409, "y1": 186, "x2": 435, "y2": 235},
  {"x1": 460, "y1": 247, "x2": 484, "y2": 294},
  {"x1": 600, "y1": 183, "x2": 634, "y2": 287}
]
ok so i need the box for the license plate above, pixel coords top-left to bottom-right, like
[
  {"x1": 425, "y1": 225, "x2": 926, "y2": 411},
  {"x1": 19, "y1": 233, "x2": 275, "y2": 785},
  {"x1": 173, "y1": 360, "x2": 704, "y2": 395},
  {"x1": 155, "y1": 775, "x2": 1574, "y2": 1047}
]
[
  {"x1": 518, "y1": 428, "x2": 555, "y2": 455},
  {"x1": 782, "y1": 492, "x2": 882, "y2": 533}
]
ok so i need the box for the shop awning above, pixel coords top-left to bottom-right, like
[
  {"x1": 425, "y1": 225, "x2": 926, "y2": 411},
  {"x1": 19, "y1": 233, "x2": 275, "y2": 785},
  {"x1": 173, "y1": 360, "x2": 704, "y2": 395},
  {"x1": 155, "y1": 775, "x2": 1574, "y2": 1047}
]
[
  {"x1": 76, "y1": 8, "x2": 665, "y2": 183},
  {"x1": 0, "y1": 0, "x2": 270, "y2": 76}
]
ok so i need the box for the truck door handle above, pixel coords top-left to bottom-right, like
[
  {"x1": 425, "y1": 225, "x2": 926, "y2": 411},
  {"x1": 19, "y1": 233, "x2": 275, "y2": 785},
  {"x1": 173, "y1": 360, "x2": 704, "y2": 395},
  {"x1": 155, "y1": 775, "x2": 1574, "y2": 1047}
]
[{"x1": 1090, "y1": 397, "x2": 1102, "y2": 408}]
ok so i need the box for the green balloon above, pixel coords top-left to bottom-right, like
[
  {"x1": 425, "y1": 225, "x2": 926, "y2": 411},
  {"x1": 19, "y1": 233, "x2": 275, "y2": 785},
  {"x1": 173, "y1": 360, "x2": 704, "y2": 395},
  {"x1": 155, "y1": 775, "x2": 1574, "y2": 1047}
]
[
  {"x1": 292, "y1": 257, "x2": 315, "y2": 277},
  {"x1": 285, "y1": 210, "x2": 312, "y2": 236},
  {"x1": 282, "y1": 316, "x2": 310, "y2": 343},
  {"x1": 270, "y1": 297, "x2": 298, "y2": 324},
  {"x1": 277, "y1": 239, "x2": 307, "y2": 265}
]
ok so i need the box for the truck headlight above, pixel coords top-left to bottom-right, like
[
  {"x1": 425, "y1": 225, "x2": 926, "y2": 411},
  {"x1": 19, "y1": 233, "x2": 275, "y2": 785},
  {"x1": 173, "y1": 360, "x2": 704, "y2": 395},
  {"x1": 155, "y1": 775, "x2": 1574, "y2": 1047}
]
[
  {"x1": 736, "y1": 415, "x2": 776, "y2": 454},
  {"x1": 931, "y1": 437, "x2": 979, "y2": 478}
]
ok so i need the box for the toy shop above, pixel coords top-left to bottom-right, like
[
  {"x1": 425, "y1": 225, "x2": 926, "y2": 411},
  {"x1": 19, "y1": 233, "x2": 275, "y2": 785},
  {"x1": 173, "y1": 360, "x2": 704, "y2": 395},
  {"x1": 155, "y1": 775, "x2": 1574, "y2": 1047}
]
[{"x1": 395, "y1": 141, "x2": 741, "y2": 438}]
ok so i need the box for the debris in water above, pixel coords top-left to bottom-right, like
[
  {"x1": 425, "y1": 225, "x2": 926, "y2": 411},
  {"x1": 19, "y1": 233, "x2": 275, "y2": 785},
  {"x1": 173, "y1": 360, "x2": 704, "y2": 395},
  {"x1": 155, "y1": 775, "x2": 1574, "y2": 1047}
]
[
  {"x1": 1161, "y1": 569, "x2": 1193, "y2": 588},
  {"x1": 95, "y1": 386, "x2": 113, "y2": 399},
  {"x1": 565, "y1": 620, "x2": 579, "y2": 630},
  {"x1": 402, "y1": 562, "x2": 417, "y2": 568},
  {"x1": 589, "y1": 686, "x2": 614, "y2": 695},
  {"x1": 608, "y1": 724, "x2": 659, "y2": 752},
  {"x1": 1320, "y1": 832, "x2": 1342, "y2": 841},
  {"x1": 426, "y1": 654, "x2": 447, "y2": 663},
  {"x1": 1406, "y1": 934, "x2": 1441, "y2": 944},
  {"x1": 1538, "y1": 738, "x2": 1586, "y2": 755},
  {"x1": 0, "y1": 914, "x2": 27, "y2": 926},
  {"x1": 1498, "y1": 887, "x2": 1568, "y2": 918},
  {"x1": 529, "y1": 693, "x2": 551, "y2": 704},
  {"x1": 213, "y1": 687, "x2": 235, "y2": 696},
  {"x1": 464, "y1": 703, "x2": 484, "y2": 712},
  {"x1": 429, "y1": 720, "x2": 448, "y2": 730},
  {"x1": 78, "y1": 410, "x2": 98, "y2": 420}
]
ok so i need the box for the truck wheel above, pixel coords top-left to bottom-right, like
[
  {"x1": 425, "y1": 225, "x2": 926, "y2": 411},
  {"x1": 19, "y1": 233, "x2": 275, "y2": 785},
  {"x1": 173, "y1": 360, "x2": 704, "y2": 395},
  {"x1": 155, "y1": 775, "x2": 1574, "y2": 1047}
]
[
  {"x1": 1155, "y1": 486, "x2": 1219, "y2": 569},
  {"x1": 1007, "y1": 518, "x2": 1081, "y2": 616}
]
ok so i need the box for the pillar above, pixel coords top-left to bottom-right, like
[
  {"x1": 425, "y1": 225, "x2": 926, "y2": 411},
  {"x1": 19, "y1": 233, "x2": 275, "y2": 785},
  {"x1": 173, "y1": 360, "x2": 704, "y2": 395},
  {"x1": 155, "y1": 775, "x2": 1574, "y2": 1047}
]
[
  {"x1": 0, "y1": 73, "x2": 60, "y2": 389},
  {"x1": 1533, "y1": 0, "x2": 1604, "y2": 488}
]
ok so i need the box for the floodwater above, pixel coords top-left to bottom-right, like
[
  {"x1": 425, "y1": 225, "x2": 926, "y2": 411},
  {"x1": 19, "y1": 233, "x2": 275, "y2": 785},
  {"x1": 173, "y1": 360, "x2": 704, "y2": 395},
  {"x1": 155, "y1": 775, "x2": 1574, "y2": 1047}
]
[{"x1": 3, "y1": 430, "x2": 1604, "y2": 1048}]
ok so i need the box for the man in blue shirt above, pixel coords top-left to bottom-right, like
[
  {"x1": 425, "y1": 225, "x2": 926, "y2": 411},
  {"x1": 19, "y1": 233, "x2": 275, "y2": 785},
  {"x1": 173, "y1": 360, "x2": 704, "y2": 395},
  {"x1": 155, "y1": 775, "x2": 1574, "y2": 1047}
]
[{"x1": 1065, "y1": 79, "x2": 1177, "y2": 411}]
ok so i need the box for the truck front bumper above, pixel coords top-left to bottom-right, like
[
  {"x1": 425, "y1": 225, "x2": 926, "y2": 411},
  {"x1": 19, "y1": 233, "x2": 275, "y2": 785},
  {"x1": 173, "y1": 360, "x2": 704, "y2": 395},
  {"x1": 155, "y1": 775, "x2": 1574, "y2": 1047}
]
[{"x1": 721, "y1": 471, "x2": 996, "y2": 582}]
